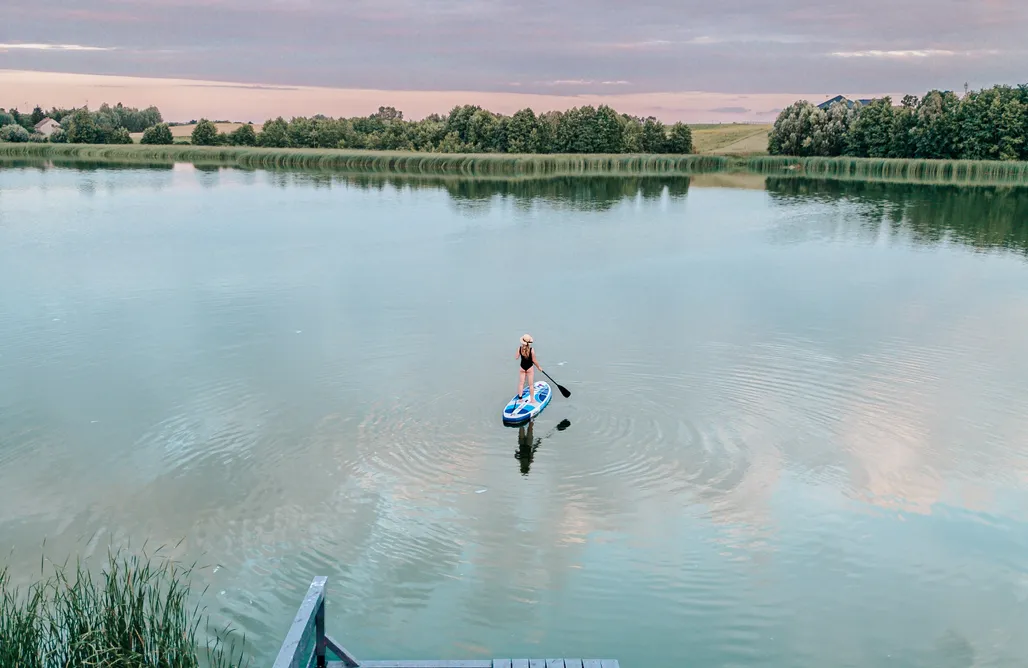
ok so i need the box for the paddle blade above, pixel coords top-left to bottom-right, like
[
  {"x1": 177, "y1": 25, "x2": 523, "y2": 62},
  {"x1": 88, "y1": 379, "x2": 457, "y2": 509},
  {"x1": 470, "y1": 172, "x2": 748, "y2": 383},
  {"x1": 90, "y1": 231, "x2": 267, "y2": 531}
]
[{"x1": 557, "y1": 384, "x2": 571, "y2": 398}]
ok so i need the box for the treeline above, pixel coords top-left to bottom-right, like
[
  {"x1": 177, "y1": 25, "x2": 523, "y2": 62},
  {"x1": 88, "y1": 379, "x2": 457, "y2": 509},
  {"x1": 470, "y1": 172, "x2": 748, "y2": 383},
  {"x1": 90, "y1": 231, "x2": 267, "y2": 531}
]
[
  {"x1": 769, "y1": 83, "x2": 1028, "y2": 161},
  {"x1": 4, "y1": 101, "x2": 695, "y2": 154},
  {"x1": 0, "y1": 103, "x2": 163, "y2": 144},
  {"x1": 155, "y1": 105, "x2": 694, "y2": 154}
]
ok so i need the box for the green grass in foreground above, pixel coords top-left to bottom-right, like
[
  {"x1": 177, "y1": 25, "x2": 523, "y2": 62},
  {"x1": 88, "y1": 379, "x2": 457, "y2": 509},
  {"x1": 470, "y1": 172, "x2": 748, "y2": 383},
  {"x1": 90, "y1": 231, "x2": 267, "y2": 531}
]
[
  {"x1": 3, "y1": 143, "x2": 1028, "y2": 185},
  {"x1": 0, "y1": 547, "x2": 249, "y2": 668}
]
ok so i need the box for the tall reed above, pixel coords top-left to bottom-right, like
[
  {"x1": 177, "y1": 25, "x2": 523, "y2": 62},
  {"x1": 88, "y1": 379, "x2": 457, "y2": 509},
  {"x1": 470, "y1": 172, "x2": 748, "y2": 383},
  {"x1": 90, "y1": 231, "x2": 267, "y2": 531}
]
[
  {"x1": 0, "y1": 143, "x2": 729, "y2": 175},
  {"x1": 746, "y1": 156, "x2": 1028, "y2": 185},
  {"x1": 0, "y1": 547, "x2": 248, "y2": 668},
  {"x1": 3, "y1": 143, "x2": 1028, "y2": 185}
]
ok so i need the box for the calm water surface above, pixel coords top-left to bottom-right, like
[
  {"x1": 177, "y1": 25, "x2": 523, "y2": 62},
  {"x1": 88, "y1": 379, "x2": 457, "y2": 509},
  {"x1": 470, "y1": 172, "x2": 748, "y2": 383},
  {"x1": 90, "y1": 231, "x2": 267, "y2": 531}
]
[{"x1": 2, "y1": 164, "x2": 1028, "y2": 667}]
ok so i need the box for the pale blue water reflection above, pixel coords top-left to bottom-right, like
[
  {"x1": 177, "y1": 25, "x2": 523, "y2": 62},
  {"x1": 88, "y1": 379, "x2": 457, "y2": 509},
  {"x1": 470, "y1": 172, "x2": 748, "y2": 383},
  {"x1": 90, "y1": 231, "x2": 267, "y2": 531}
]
[{"x1": 2, "y1": 164, "x2": 1028, "y2": 667}]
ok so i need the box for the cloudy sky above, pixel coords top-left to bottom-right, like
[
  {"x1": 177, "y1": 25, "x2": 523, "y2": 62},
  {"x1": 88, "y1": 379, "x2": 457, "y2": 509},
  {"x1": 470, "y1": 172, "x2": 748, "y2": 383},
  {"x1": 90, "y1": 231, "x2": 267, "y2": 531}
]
[{"x1": 2, "y1": 0, "x2": 1026, "y2": 121}]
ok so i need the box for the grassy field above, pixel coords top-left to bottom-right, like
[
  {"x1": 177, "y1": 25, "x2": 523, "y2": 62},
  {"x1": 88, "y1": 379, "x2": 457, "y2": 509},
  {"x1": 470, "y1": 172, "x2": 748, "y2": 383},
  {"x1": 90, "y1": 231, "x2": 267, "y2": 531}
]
[
  {"x1": 691, "y1": 123, "x2": 771, "y2": 155},
  {"x1": 129, "y1": 122, "x2": 251, "y2": 143},
  {"x1": 4, "y1": 143, "x2": 1028, "y2": 185}
]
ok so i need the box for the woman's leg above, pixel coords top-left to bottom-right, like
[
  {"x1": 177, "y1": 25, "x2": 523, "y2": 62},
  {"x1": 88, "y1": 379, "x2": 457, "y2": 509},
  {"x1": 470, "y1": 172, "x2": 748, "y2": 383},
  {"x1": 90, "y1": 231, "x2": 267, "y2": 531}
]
[
  {"x1": 517, "y1": 369, "x2": 527, "y2": 399},
  {"x1": 526, "y1": 367, "x2": 535, "y2": 398}
]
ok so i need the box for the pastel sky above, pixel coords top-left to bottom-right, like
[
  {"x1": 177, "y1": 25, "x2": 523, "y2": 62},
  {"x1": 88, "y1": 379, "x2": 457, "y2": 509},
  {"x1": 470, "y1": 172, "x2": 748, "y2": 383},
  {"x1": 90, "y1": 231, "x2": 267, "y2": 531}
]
[{"x1": 2, "y1": 0, "x2": 1026, "y2": 122}]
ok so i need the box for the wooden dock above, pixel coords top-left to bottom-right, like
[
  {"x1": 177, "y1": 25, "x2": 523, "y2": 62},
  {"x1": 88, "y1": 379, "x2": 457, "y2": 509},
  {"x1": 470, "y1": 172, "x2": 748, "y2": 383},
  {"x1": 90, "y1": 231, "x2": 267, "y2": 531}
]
[{"x1": 272, "y1": 577, "x2": 620, "y2": 668}]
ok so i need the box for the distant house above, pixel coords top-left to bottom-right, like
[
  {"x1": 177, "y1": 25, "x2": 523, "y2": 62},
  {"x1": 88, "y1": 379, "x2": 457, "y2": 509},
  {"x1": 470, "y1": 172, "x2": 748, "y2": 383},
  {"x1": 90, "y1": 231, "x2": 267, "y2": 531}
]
[
  {"x1": 817, "y1": 95, "x2": 876, "y2": 110},
  {"x1": 34, "y1": 117, "x2": 61, "y2": 137}
]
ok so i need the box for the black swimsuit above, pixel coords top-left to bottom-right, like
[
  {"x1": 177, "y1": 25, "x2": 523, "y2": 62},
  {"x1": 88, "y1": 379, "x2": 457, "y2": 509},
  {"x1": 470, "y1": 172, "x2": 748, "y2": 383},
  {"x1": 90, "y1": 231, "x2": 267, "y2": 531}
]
[{"x1": 520, "y1": 346, "x2": 534, "y2": 371}]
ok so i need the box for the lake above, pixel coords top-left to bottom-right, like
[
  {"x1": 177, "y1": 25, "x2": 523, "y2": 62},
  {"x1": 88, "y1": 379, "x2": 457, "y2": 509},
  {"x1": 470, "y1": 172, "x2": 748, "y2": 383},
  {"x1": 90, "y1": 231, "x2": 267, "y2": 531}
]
[{"x1": 2, "y1": 162, "x2": 1028, "y2": 667}]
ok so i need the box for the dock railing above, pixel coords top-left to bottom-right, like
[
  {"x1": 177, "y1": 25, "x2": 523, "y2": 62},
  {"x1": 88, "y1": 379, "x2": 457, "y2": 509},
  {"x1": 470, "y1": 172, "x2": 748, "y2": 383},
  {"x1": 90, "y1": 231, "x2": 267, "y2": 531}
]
[{"x1": 272, "y1": 577, "x2": 620, "y2": 668}]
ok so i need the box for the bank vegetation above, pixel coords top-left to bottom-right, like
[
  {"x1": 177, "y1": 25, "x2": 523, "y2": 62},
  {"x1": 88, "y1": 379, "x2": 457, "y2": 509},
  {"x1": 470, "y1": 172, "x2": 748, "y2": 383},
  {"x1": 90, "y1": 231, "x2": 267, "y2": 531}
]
[
  {"x1": 0, "y1": 547, "x2": 248, "y2": 668},
  {"x1": 770, "y1": 83, "x2": 1028, "y2": 161}
]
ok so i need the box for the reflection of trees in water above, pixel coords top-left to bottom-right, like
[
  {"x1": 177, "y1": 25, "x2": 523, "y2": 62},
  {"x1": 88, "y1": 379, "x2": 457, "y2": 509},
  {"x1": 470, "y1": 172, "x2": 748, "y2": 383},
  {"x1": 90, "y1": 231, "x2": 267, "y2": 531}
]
[
  {"x1": 0, "y1": 158, "x2": 175, "y2": 172},
  {"x1": 440, "y1": 175, "x2": 691, "y2": 213},
  {"x1": 766, "y1": 177, "x2": 1028, "y2": 256},
  {"x1": 271, "y1": 172, "x2": 692, "y2": 212}
]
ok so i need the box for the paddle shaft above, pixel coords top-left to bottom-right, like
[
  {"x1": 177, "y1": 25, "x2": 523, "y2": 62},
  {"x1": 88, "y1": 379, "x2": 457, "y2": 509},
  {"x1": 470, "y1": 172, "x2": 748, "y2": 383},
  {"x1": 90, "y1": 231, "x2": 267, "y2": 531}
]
[{"x1": 539, "y1": 368, "x2": 571, "y2": 398}]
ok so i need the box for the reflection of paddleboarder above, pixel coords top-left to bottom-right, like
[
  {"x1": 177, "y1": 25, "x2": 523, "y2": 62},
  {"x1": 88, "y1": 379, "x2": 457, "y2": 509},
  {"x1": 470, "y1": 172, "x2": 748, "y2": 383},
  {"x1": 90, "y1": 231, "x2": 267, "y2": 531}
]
[
  {"x1": 515, "y1": 422, "x2": 541, "y2": 475},
  {"x1": 515, "y1": 419, "x2": 571, "y2": 476}
]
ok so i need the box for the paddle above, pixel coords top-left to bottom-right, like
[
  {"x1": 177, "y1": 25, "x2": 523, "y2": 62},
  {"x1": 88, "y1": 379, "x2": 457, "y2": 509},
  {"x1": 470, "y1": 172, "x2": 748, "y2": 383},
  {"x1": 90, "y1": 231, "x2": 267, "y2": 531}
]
[{"x1": 539, "y1": 368, "x2": 571, "y2": 399}]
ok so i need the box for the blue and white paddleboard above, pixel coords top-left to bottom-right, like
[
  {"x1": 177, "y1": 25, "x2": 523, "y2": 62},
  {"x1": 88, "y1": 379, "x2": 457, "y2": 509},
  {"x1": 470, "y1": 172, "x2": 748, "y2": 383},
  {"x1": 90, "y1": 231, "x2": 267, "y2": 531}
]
[{"x1": 502, "y1": 381, "x2": 552, "y2": 425}]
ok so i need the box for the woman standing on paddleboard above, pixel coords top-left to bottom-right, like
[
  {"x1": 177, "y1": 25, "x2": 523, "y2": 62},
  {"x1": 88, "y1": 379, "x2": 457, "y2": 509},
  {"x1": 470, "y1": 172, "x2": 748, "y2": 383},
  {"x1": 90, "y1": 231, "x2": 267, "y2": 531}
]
[{"x1": 517, "y1": 334, "x2": 541, "y2": 402}]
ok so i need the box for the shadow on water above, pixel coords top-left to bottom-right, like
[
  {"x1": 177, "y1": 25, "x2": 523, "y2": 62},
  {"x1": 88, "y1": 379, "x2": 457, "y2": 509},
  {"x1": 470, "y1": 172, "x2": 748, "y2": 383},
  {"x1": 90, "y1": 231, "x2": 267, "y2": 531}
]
[
  {"x1": 513, "y1": 418, "x2": 571, "y2": 476},
  {"x1": 766, "y1": 176, "x2": 1028, "y2": 257}
]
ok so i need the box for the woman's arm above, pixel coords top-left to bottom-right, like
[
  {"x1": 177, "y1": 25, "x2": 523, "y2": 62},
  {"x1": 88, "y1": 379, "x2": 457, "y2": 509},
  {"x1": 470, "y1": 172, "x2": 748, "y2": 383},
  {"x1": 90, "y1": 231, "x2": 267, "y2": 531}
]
[{"x1": 532, "y1": 349, "x2": 541, "y2": 370}]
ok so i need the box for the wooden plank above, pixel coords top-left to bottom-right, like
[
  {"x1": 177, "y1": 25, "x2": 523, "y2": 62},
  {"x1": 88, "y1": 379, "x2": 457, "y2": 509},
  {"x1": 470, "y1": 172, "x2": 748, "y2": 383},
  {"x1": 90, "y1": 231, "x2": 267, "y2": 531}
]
[
  {"x1": 325, "y1": 635, "x2": 360, "y2": 668},
  {"x1": 564, "y1": 661, "x2": 583, "y2": 668},
  {"x1": 545, "y1": 661, "x2": 565, "y2": 668},
  {"x1": 273, "y1": 577, "x2": 327, "y2": 668},
  {"x1": 328, "y1": 661, "x2": 615, "y2": 668},
  {"x1": 359, "y1": 662, "x2": 492, "y2": 668}
]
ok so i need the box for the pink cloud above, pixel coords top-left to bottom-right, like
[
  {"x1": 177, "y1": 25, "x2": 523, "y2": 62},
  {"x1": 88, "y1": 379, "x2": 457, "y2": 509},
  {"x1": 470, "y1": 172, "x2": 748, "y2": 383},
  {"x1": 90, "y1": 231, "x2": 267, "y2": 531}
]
[{"x1": 0, "y1": 69, "x2": 904, "y2": 124}]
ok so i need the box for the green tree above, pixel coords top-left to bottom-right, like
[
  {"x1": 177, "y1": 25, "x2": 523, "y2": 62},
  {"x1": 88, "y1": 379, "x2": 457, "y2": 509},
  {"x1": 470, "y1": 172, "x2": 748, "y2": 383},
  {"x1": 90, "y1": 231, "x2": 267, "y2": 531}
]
[
  {"x1": 640, "y1": 118, "x2": 668, "y2": 153},
  {"x1": 436, "y1": 130, "x2": 470, "y2": 153},
  {"x1": 10, "y1": 108, "x2": 34, "y2": 131},
  {"x1": 845, "y1": 97, "x2": 895, "y2": 157},
  {"x1": 0, "y1": 124, "x2": 30, "y2": 142},
  {"x1": 593, "y1": 105, "x2": 625, "y2": 153},
  {"x1": 287, "y1": 116, "x2": 317, "y2": 147},
  {"x1": 258, "y1": 117, "x2": 289, "y2": 147},
  {"x1": 466, "y1": 109, "x2": 500, "y2": 151},
  {"x1": 444, "y1": 105, "x2": 483, "y2": 146},
  {"x1": 769, "y1": 101, "x2": 823, "y2": 156},
  {"x1": 109, "y1": 127, "x2": 133, "y2": 144},
  {"x1": 30, "y1": 106, "x2": 45, "y2": 126},
  {"x1": 0, "y1": 110, "x2": 13, "y2": 127},
  {"x1": 141, "y1": 122, "x2": 174, "y2": 144},
  {"x1": 666, "y1": 122, "x2": 694, "y2": 154},
  {"x1": 48, "y1": 128, "x2": 67, "y2": 143},
  {"x1": 370, "y1": 106, "x2": 403, "y2": 122},
  {"x1": 553, "y1": 107, "x2": 582, "y2": 152},
  {"x1": 997, "y1": 98, "x2": 1026, "y2": 161},
  {"x1": 65, "y1": 108, "x2": 102, "y2": 143},
  {"x1": 507, "y1": 108, "x2": 538, "y2": 153},
  {"x1": 957, "y1": 88, "x2": 1004, "y2": 160},
  {"x1": 378, "y1": 120, "x2": 414, "y2": 150},
  {"x1": 912, "y1": 91, "x2": 961, "y2": 159},
  {"x1": 410, "y1": 119, "x2": 445, "y2": 151},
  {"x1": 191, "y1": 119, "x2": 219, "y2": 146},
  {"x1": 227, "y1": 123, "x2": 257, "y2": 146},
  {"x1": 819, "y1": 101, "x2": 853, "y2": 156},
  {"x1": 888, "y1": 96, "x2": 918, "y2": 158},
  {"x1": 621, "y1": 117, "x2": 644, "y2": 152},
  {"x1": 534, "y1": 111, "x2": 562, "y2": 153}
]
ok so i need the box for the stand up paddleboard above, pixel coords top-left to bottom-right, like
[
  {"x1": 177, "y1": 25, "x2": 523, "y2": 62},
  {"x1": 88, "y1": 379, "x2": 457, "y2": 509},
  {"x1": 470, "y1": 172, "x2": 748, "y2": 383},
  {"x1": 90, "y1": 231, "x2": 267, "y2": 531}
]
[{"x1": 502, "y1": 381, "x2": 552, "y2": 425}]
